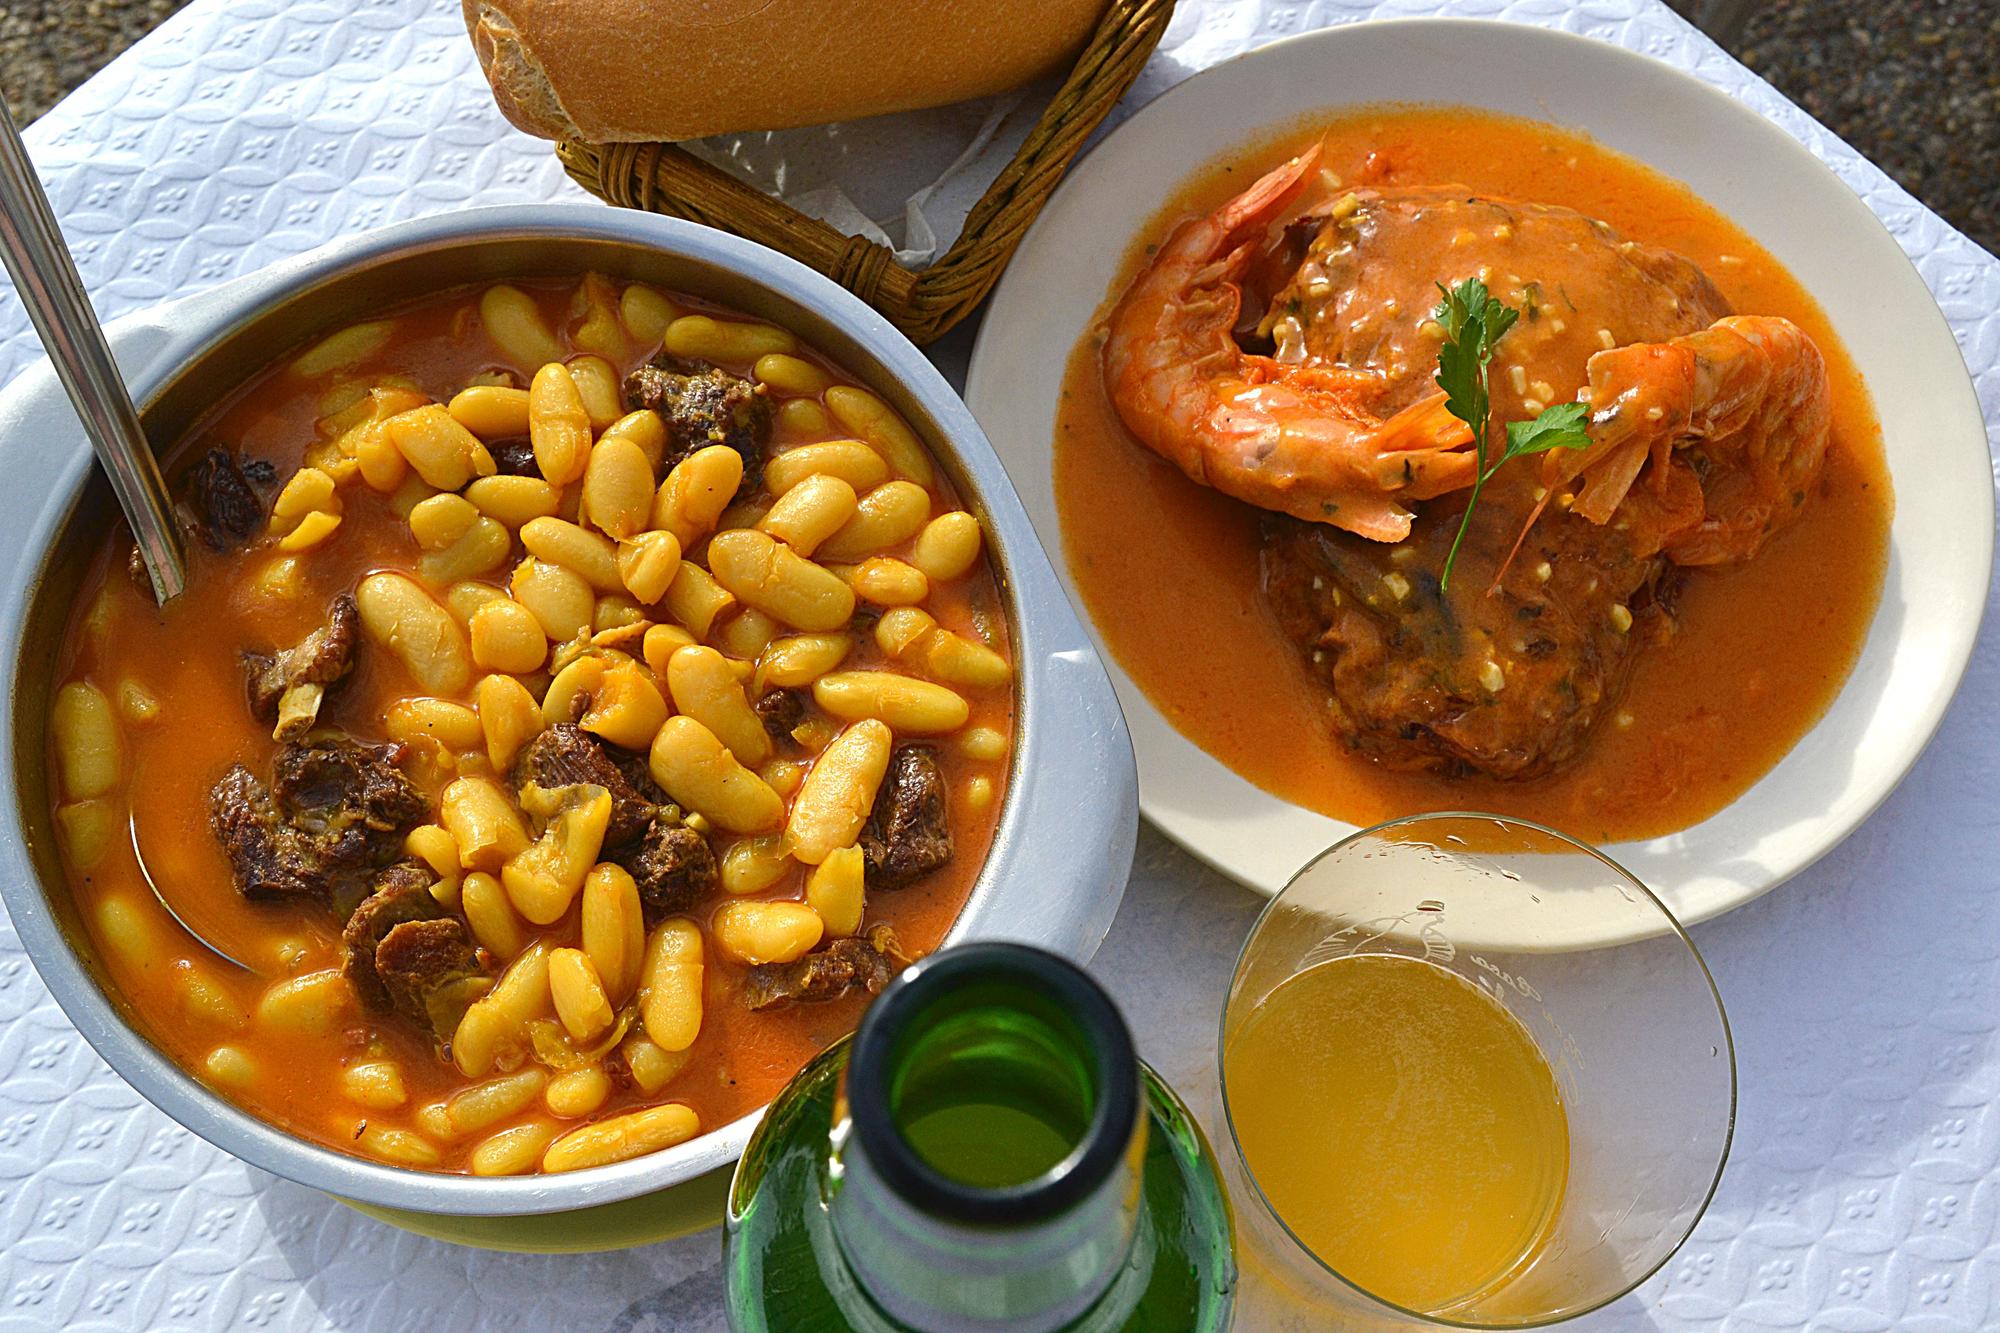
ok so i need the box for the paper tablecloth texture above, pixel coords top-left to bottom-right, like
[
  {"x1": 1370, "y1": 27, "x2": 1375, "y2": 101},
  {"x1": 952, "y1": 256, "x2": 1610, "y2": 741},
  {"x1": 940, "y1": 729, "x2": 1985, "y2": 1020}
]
[{"x1": 1, "y1": 1, "x2": 1997, "y2": 1329}]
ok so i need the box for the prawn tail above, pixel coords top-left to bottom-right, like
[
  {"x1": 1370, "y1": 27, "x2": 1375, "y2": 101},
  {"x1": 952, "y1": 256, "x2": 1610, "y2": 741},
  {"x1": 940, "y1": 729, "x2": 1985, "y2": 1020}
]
[
  {"x1": 1211, "y1": 143, "x2": 1326, "y2": 250},
  {"x1": 1572, "y1": 440, "x2": 1649, "y2": 524},
  {"x1": 1372, "y1": 391, "x2": 1479, "y2": 499}
]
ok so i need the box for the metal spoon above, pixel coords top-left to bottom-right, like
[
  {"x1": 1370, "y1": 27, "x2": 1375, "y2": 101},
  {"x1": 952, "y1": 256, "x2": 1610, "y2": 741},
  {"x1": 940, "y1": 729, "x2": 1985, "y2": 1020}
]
[
  {"x1": 130, "y1": 810, "x2": 263, "y2": 976},
  {"x1": 0, "y1": 97, "x2": 230, "y2": 968},
  {"x1": 0, "y1": 90, "x2": 186, "y2": 604}
]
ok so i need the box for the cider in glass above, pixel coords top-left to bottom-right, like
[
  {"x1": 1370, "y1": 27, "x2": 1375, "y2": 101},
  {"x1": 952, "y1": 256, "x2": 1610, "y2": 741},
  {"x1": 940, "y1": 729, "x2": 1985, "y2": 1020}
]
[{"x1": 1224, "y1": 952, "x2": 1569, "y2": 1315}]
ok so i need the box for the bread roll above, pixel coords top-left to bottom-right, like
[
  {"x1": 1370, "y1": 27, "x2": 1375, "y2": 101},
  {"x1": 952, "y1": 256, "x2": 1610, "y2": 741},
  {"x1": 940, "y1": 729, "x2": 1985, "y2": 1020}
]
[{"x1": 466, "y1": 0, "x2": 1107, "y2": 143}]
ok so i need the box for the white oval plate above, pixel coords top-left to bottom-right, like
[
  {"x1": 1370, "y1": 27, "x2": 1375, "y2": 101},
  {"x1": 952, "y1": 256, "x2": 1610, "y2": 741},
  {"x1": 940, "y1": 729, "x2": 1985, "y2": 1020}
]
[{"x1": 966, "y1": 19, "x2": 1993, "y2": 926}]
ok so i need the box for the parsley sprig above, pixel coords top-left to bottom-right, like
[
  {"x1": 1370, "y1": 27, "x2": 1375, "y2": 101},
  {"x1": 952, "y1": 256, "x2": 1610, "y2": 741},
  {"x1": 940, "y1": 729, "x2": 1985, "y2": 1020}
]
[{"x1": 1432, "y1": 279, "x2": 1593, "y2": 591}]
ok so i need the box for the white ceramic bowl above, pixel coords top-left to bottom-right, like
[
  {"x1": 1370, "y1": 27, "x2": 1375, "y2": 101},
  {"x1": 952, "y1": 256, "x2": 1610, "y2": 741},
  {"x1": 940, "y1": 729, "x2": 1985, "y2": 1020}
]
[{"x1": 967, "y1": 18, "x2": 1993, "y2": 932}]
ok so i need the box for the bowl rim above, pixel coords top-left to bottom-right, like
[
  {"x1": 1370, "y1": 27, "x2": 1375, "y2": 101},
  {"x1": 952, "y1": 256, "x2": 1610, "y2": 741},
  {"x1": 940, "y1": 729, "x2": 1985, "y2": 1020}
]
[
  {"x1": 966, "y1": 14, "x2": 1995, "y2": 924},
  {"x1": 0, "y1": 204, "x2": 1139, "y2": 1216}
]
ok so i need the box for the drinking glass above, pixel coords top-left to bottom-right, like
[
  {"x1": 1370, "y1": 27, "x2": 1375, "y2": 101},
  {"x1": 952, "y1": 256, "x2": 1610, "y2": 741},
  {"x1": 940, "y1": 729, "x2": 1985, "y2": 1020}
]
[{"x1": 1218, "y1": 813, "x2": 1735, "y2": 1329}]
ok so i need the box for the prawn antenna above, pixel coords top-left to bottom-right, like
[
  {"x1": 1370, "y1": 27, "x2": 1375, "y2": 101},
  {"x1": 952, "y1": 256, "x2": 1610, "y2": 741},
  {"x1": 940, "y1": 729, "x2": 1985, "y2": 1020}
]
[{"x1": 1487, "y1": 491, "x2": 1553, "y2": 596}]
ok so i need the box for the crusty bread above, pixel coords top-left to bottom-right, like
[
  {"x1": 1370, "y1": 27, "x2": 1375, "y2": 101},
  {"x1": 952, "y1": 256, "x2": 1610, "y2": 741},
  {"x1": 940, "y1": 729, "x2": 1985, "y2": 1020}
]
[{"x1": 465, "y1": 0, "x2": 1106, "y2": 143}]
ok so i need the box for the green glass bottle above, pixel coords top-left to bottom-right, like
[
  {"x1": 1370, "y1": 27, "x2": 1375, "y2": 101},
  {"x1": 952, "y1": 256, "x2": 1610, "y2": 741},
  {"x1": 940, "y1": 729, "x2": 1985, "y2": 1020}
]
[{"x1": 723, "y1": 942, "x2": 1236, "y2": 1331}]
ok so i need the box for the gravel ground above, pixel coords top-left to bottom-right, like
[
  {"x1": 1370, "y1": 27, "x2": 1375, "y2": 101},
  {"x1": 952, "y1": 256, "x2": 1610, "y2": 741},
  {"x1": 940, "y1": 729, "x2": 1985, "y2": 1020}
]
[
  {"x1": 1672, "y1": 0, "x2": 2000, "y2": 253},
  {"x1": 1, "y1": 0, "x2": 1996, "y2": 255},
  {"x1": 1, "y1": 0, "x2": 190, "y2": 125}
]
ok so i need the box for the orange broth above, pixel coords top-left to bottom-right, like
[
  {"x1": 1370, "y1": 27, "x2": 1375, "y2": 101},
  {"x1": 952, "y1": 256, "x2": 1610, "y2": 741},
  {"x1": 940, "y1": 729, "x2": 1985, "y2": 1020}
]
[
  {"x1": 1055, "y1": 107, "x2": 1891, "y2": 842},
  {"x1": 53, "y1": 278, "x2": 1011, "y2": 1171}
]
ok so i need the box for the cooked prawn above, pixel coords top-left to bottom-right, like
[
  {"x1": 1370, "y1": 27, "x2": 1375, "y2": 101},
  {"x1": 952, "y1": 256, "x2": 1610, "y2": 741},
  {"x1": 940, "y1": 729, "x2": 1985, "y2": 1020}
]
[
  {"x1": 1102, "y1": 147, "x2": 1477, "y2": 542},
  {"x1": 1532, "y1": 314, "x2": 1830, "y2": 566}
]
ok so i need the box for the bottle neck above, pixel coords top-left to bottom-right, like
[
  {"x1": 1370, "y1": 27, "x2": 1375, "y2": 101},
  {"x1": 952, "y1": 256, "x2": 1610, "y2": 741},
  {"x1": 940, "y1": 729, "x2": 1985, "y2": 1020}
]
[{"x1": 828, "y1": 944, "x2": 1149, "y2": 1333}]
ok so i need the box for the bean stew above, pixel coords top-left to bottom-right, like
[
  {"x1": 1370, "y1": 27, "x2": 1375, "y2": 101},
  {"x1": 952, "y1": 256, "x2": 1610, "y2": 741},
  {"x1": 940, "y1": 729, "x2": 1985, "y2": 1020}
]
[{"x1": 47, "y1": 274, "x2": 1013, "y2": 1176}]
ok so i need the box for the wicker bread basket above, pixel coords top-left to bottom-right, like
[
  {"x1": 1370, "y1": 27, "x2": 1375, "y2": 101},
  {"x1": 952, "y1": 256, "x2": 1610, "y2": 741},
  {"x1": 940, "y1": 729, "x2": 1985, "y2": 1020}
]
[{"x1": 555, "y1": 0, "x2": 1176, "y2": 344}]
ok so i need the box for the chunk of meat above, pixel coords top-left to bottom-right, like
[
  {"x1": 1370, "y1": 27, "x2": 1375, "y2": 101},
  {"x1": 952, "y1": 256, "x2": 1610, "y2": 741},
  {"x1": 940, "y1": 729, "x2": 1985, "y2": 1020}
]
[
  {"x1": 617, "y1": 813, "x2": 719, "y2": 924},
  {"x1": 1262, "y1": 469, "x2": 1674, "y2": 779},
  {"x1": 513, "y1": 723, "x2": 657, "y2": 848},
  {"x1": 514, "y1": 727, "x2": 717, "y2": 917},
  {"x1": 185, "y1": 447, "x2": 268, "y2": 551},
  {"x1": 753, "y1": 688, "x2": 806, "y2": 743},
  {"x1": 1268, "y1": 188, "x2": 1730, "y2": 421},
  {"x1": 340, "y1": 862, "x2": 490, "y2": 1040},
  {"x1": 243, "y1": 594, "x2": 360, "y2": 739},
  {"x1": 209, "y1": 765, "x2": 332, "y2": 903},
  {"x1": 488, "y1": 437, "x2": 540, "y2": 477},
  {"x1": 341, "y1": 863, "x2": 445, "y2": 1010},
  {"x1": 861, "y1": 746, "x2": 952, "y2": 890},
  {"x1": 376, "y1": 918, "x2": 487, "y2": 1041},
  {"x1": 606, "y1": 744, "x2": 670, "y2": 808},
  {"x1": 743, "y1": 926, "x2": 909, "y2": 1010},
  {"x1": 622, "y1": 358, "x2": 771, "y2": 487},
  {"x1": 210, "y1": 736, "x2": 426, "y2": 905},
  {"x1": 271, "y1": 736, "x2": 427, "y2": 847}
]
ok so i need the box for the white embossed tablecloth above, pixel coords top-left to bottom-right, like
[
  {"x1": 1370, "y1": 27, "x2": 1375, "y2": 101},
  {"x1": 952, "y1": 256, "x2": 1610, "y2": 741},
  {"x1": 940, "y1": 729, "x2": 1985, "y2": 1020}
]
[{"x1": 2, "y1": 2, "x2": 1997, "y2": 1329}]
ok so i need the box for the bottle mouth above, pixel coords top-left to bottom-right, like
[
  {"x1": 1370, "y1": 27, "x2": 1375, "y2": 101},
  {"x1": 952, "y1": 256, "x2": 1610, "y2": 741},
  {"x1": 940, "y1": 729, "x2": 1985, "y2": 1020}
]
[{"x1": 846, "y1": 941, "x2": 1141, "y2": 1226}]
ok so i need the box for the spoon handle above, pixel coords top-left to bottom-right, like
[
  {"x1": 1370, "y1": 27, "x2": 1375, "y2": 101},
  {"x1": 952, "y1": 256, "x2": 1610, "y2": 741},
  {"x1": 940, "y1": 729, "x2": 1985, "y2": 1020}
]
[{"x1": 0, "y1": 95, "x2": 186, "y2": 603}]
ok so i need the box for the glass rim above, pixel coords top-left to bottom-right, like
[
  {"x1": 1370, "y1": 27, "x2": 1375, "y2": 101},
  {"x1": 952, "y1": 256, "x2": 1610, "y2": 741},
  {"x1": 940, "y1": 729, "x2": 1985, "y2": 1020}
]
[{"x1": 1214, "y1": 810, "x2": 1738, "y2": 1329}]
